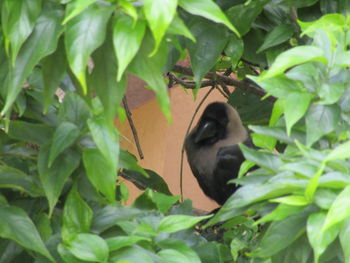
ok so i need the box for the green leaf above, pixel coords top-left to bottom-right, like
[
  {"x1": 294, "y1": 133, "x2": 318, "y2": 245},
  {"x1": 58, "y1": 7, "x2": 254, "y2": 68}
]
[
  {"x1": 281, "y1": 161, "x2": 318, "y2": 178},
  {"x1": 319, "y1": 172, "x2": 350, "y2": 189},
  {"x1": 256, "y1": 204, "x2": 304, "y2": 224},
  {"x1": 209, "y1": 184, "x2": 296, "y2": 226},
  {"x1": 34, "y1": 213, "x2": 52, "y2": 242},
  {"x1": 250, "y1": 75, "x2": 304, "y2": 99},
  {"x1": 128, "y1": 32, "x2": 170, "y2": 121},
  {"x1": 106, "y1": 236, "x2": 150, "y2": 252},
  {"x1": 279, "y1": 0, "x2": 318, "y2": 8},
  {"x1": 62, "y1": 184, "x2": 93, "y2": 243},
  {"x1": 285, "y1": 62, "x2": 319, "y2": 91},
  {"x1": 254, "y1": 206, "x2": 314, "y2": 257},
  {"x1": 92, "y1": 205, "x2": 143, "y2": 233},
  {"x1": 158, "y1": 249, "x2": 194, "y2": 263},
  {"x1": 249, "y1": 125, "x2": 305, "y2": 145},
  {"x1": 240, "y1": 144, "x2": 282, "y2": 171},
  {"x1": 284, "y1": 92, "x2": 313, "y2": 136},
  {"x1": 1, "y1": 6, "x2": 64, "y2": 115},
  {"x1": 109, "y1": 246, "x2": 154, "y2": 263},
  {"x1": 194, "y1": 242, "x2": 227, "y2": 263},
  {"x1": 305, "y1": 104, "x2": 340, "y2": 146},
  {"x1": 178, "y1": 0, "x2": 239, "y2": 35},
  {"x1": 226, "y1": 0, "x2": 267, "y2": 36},
  {"x1": 305, "y1": 163, "x2": 325, "y2": 202},
  {"x1": 238, "y1": 160, "x2": 256, "y2": 179},
  {"x1": 150, "y1": 191, "x2": 180, "y2": 213},
  {"x1": 90, "y1": 37, "x2": 127, "y2": 122},
  {"x1": 326, "y1": 140, "x2": 350, "y2": 161},
  {"x1": 134, "y1": 189, "x2": 179, "y2": 213},
  {"x1": 260, "y1": 46, "x2": 327, "y2": 80},
  {"x1": 58, "y1": 245, "x2": 83, "y2": 263},
  {"x1": 118, "y1": 0, "x2": 138, "y2": 21},
  {"x1": 0, "y1": 205, "x2": 53, "y2": 261},
  {"x1": 38, "y1": 146, "x2": 80, "y2": 216},
  {"x1": 157, "y1": 239, "x2": 201, "y2": 263},
  {"x1": 230, "y1": 238, "x2": 246, "y2": 262},
  {"x1": 42, "y1": 37, "x2": 66, "y2": 114},
  {"x1": 133, "y1": 221, "x2": 158, "y2": 237},
  {"x1": 251, "y1": 133, "x2": 276, "y2": 151},
  {"x1": 144, "y1": 0, "x2": 177, "y2": 56},
  {"x1": 133, "y1": 190, "x2": 159, "y2": 211},
  {"x1": 319, "y1": 82, "x2": 345, "y2": 105},
  {"x1": 1, "y1": 0, "x2": 42, "y2": 64},
  {"x1": 158, "y1": 215, "x2": 212, "y2": 233},
  {"x1": 0, "y1": 166, "x2": 43, "y2": 197},
  {"x1": 121, "y1": 168, "x2": 171, "y2": 195},
  {"x1": 228, "y1": 87, "x2": 273, "y2": 125},
  {"x1": 322, "y1": 185, "x2": 350, "y2": 232},
  {"x1": 58, "y1": 92, "x2": 91, "y2": 130},
  {"x1": 83, "y1": 148, "x2": 116, "y2": 203},
  {"x1": 225, "y1": 34, "x2": 244, "y2": 68},
  {"x1": 48, "y1": 122, "x2": 80, "y2": 167},
  {"x1": 269, "y1": 99, "x2": 284, "y2": 126},
  {"x1": 113, "y1": 15, "x2": 146, "y2": 81},
  {"x1": 87, "y1": 117, "x2": 119, "y2": 172},
  {"x1": 8, "y1": 121, "x2": 54, "y2": 146},
  {"x1": 186, "y1": 18, "x2": 228, "y2": 91},
  {"x1": 168, "y1": 15, "x2": 195, "y2": 42},
  {"x1": 65, "y1": 3, "x2": 112, "y2": 94},
  {"x1": 335, "y1": 50, "x2": 350, "y2": 67},
  {"x1": 67, "y1": 233, "x2": 109, "y2": 262},
  {"x1": 299, "y1": 13, "x2": 345, "y2": 37},
  {"x1": 119, "y1": 150, "x2": 147, "y2": 177},
  {"x1": 307, "y1": 212, "x2": 339, "y2": 263},
  {"x1": 314, "y1": 189, "x2": 338, "y2": 210},
  {"x1": 340, "y1": 218, "x2": 350, "y2": 263},
  {"x1": 270, "y1": 195, "x2": 309, "y2": 206},
  {"x1": 62, "y1": 0, "x2": 97, "y2": 24},
  {"x1": 257, "y1": 24, "x2": 294, "y2": 53}
]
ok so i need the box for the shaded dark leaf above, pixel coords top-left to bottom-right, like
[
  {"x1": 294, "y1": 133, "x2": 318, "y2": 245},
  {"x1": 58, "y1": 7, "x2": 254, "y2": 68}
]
[
  {"x1": 121, "y1": 169, "x2": 172, "y2": 195},
  {"x1": 185, "y1": 18, "x2": 229, "y2": 92}
]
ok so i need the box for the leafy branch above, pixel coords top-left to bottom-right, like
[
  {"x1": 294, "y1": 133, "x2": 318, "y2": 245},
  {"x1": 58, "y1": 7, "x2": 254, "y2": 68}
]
[{"x1": 170, "y1": 64, "x2": 276, "y2": 102}]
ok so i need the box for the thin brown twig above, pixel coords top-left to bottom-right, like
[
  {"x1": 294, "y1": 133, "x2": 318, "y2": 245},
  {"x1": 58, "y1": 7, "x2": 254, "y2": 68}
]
[
  {"x1": 179, "y1": 85, "x2": 216, "y2": 202},
  {"x1": 241, "y1": 58, "x2": 263, "y2": 68},
  {"x1": 215, "y1": 85, "x2": 230, "y2": 99},
  {"x1": 224, "y1": 67, "x2": 233, "y2": 76},
  {"x1": 217, "y1": 79, "x2": 231, "y2": 97},
  {"x1": 168, "y1": 72, "x2": 216, "y2": 89},
  {"x1": 167, "y1": 72, "x2": 175, "y2": 88},
  {"x1": 122, "y1": 97, "x2": 144, "y2": 160}
]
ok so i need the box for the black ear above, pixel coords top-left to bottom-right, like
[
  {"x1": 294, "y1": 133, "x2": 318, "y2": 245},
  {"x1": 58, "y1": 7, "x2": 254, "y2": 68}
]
[{"x1": 194, "y1": 120, "x2": 216, "y2": 143}]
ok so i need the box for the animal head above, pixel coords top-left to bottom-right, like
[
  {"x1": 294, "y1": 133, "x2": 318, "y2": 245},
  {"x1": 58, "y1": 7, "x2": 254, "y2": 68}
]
[{"x1": 191, "y1": 102, "x2": 247, "y2": 146}]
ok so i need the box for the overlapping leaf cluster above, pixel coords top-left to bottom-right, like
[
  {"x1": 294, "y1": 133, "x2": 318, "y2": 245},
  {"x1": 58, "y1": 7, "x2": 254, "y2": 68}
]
[
  {"x1": 0, "y1": 0, "x2": 350, "y2": 262},
  {"x1": 211, "y1": 13, "x2": 350, "y2": 263}
]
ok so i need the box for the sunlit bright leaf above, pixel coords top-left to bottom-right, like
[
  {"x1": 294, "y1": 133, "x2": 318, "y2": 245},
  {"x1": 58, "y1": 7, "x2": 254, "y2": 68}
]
[
  {"x1": 65, "y1": 3, "x2": 112, "y2": 94},
  {"x1": 179, "y1": 0, "x2": 239, "y2": 36},
  {"x1": 143, "y1": 0, "x2": 177, "y2": 56},
  {"x1": 113, "y1": 15, "x2": 146, "y2": 81},
  {"x1": 260, "y1": 46, "x2": 327, "y2": 80}
]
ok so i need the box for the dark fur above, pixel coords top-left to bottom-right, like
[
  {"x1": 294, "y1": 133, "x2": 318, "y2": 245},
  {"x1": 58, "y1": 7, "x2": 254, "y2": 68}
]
[{"x1": 185, "y1": 102, "x2": 252, "y2": 205}]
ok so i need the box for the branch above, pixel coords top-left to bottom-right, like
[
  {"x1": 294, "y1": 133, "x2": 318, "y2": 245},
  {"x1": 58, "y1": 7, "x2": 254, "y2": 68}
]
[
  {"x1": 171, "y1": 64, "x2": 276, "y2": 102},
  {"x1": 168, "y1": 72, "x2": 216, "y2": 89},
  {"x1": 122, "y1": 97, "x2": 144, "y2": 160}
]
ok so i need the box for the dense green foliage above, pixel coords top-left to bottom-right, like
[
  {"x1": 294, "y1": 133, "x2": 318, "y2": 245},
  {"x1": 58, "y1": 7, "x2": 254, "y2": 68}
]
[{"x1": 1, "y1": 0, "x2": 350, "y2": 262}]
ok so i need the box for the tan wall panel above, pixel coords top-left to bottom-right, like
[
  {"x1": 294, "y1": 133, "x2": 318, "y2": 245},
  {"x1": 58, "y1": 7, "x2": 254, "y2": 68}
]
[{"x1": 117, "y1": 86, "x2": 231, "y2": 211}]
